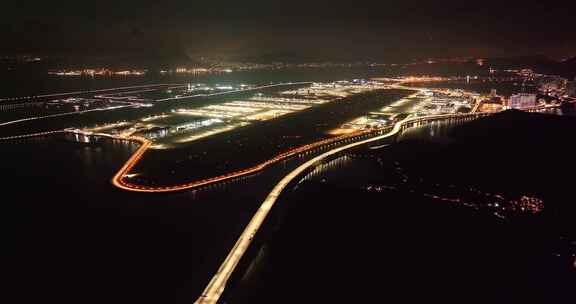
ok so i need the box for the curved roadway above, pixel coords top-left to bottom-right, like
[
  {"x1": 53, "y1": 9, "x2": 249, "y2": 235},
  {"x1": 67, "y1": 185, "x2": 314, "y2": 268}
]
[
  {"x1": 112, "y1": 128, "x2": 376, "y2": 192},
  {"x1": 193, "y1": 112, "x2": 491, "y2": 304}
]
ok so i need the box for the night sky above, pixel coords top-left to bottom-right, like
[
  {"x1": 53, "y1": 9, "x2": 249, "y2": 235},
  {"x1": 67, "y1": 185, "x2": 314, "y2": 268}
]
[{"x1": 1, "y1": 1, "x2": 574, "y2": 61}]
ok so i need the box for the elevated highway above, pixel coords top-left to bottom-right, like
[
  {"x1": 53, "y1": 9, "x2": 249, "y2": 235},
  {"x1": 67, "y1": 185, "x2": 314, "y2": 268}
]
[{"x1": 193, "y1": 111, "x2": 494, "y2": 304}]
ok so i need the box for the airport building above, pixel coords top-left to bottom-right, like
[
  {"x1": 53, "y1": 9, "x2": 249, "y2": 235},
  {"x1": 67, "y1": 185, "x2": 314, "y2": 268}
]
[{"x1": 508, "y1": 93, "x2": 536, "y2": 109}]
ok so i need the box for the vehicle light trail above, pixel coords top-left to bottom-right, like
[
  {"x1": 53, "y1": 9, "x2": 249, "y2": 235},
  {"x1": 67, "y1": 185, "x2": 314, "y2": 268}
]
[{"x1": 111, "y1": 127, "x2": 370, "y2": 192}]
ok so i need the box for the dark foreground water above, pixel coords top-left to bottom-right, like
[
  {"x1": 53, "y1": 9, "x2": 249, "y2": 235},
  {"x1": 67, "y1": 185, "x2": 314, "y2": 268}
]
[
  {"x1": 225, "y1": 110, "x2": 576, "y2": 304},
  {"x1": 1, "y1": 134, "x2": 323, "y2": 304}
]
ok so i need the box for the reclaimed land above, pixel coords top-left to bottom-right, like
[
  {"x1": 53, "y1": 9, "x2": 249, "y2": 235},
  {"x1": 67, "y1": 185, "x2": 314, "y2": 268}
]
[{"x1": 131, "y1": 89, "x2": 414, "y2": 186}]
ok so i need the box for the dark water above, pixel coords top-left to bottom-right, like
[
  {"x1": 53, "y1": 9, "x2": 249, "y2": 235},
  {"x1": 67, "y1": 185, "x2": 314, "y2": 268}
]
[
  {"x1": 1, "y1": 133, "x2": 334, "y2": 304},
  {"x1": 226, "y1": 110, "x2": 576, "y2": 304}
]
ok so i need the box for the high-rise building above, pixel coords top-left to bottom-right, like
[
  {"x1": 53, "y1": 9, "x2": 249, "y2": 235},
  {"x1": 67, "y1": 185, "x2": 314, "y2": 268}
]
[{"x1": 508, "y1": 93, "x2": 537, "y2": 109}]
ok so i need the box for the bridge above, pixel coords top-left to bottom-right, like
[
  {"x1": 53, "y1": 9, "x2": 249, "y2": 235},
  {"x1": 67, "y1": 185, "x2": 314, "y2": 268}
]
[
  {"x1": 193, "y1": 105, "x2": 564, "y2": 304},
  {"x1": 192, "y1": 111, "x2": 498, "y2": 304},
  {"x1": 192, "y1": 103, "x2": 562, "y2": 304}
]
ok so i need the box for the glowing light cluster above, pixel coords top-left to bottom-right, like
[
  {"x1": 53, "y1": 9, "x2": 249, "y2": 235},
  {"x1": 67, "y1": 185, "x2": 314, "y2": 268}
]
[{"x1": 48, "y1": 69, "x2": 147, "y2": 76}]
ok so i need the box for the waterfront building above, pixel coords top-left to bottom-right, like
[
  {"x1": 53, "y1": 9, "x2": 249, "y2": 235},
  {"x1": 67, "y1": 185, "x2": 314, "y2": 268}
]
[{"x1": 508, "y1": 93, "x2": 536, "y2": 109}]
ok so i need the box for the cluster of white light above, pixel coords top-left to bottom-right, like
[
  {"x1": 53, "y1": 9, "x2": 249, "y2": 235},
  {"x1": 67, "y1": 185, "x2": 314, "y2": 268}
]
[
  {"x1": 174, "y1": 93, "x2": 328, "y2": 123},
  {"x1": 280, "y1": 81, "x2": 384, "y2": 99}
]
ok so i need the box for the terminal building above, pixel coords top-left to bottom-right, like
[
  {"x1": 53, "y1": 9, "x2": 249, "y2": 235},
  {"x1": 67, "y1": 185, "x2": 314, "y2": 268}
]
[
  {"x1": 508, "y1": 93, "x2": 537, "y2": 109},
  {"x1": 139, "y1": 126, "x2": 171, "y2": 139}
]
